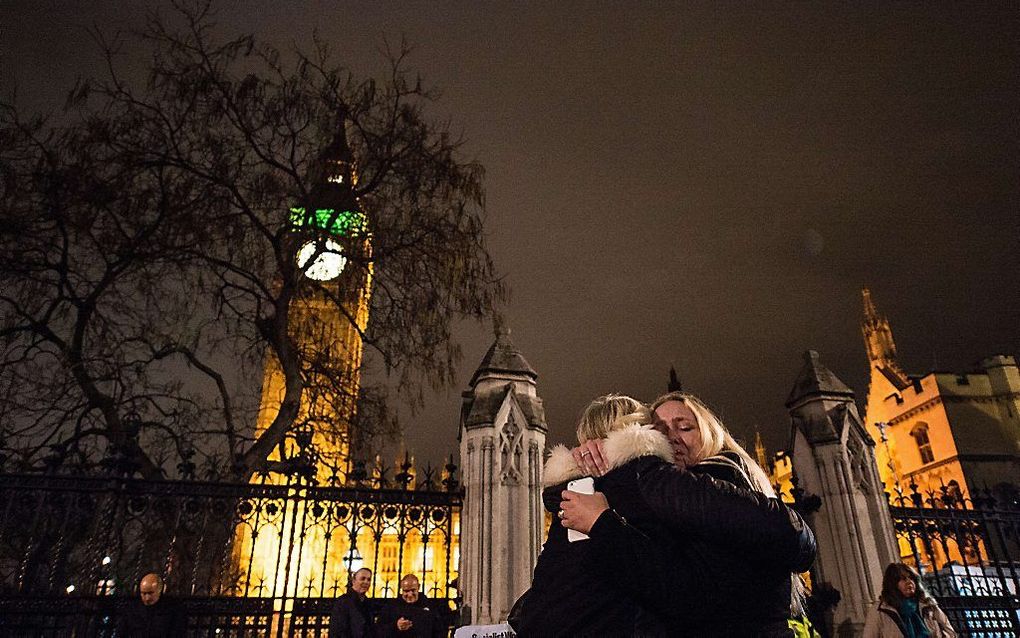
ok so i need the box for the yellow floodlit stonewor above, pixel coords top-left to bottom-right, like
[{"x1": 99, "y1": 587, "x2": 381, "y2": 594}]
[{"x1": 232, "y1": 133, "x2": 459, "y2": 608}]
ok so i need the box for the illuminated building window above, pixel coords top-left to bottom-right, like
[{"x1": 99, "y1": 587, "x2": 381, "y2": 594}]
[
  {"x1": 95, "y1": 579, "x2": 115, "y2": 595},
  {"x1": 380, "y1": 545, "x2": 398, "y2": 575},
  {"x1": 911, "y1": 423, "x2": 935, "y2": 465},
  {"x1": 418, "y1": 547, "x2": 434, "y2": 573}
]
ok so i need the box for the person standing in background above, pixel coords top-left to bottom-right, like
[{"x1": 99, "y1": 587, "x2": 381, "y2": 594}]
[
  {"x1": 116, "y1": 573, "x2": 184, "y2": 637},
  {"x1": 329, "y1": 567, "x2": 375, "y2": 638},
  {"x1": 863, "y1": 563, "x2": 956, "y2": 638},
  {"x1": 377, "y1": 574, "x2": 445, "y2": 638}
]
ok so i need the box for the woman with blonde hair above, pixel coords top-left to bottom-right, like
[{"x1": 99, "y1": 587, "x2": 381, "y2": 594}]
[
  {"x1": 510, "y1": 393, "x2": 677, "y2": 637},
  {"x1": 561, "y1": 391, "x2": 815, "y2": 637},
  {"x1": 648, "y1": 391, "x2": 776, "y2": 492}
]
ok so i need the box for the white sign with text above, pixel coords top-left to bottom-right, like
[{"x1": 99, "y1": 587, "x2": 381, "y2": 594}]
[{"x1": 453, "y1": 622, "x2": 516, "y2": 638}]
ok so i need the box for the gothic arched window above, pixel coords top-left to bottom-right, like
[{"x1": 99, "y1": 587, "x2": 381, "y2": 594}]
[{"x1": 910, "y1": 422, "x2": 935, "y2": 465}]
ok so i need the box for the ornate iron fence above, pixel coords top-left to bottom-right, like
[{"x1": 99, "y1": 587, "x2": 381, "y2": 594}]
[
  {"x1": 0, "y1": 468, "x2": 463, "y2": 637},
  {"x1": 888, "y1": 482, "x2": 1020, "y2": 637}
]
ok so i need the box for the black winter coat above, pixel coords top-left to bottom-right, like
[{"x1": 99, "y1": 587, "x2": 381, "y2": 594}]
[
  {"x1": 510, "y1": 426, "x2": 678, "y2": 637},
  {"x1": 588, "y1": 451, "x2": 816, "y2": 638},
  {"x1": 376, "y1": 594, "x2": 446, "y2": 638},
  {"x1": 328, "y1": 592, "x2": 375, "y2": 638},
  {"x1": 116, "y1": 597, "x2": 185, "y2": 638}
]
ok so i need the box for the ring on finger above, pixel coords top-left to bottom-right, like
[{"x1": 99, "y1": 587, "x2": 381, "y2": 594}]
[
  {"x1": 581, "y1": 451, "x2": 592, "y2": 457},
  {"x1": 557, "y1": 509, "x2": 565, "y2": 519}
]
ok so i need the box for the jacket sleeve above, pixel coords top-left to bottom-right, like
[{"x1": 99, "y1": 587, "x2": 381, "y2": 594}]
[
  {"x1": 861, "y1": 605, "x2": 881, "y2": 638},
  {"x1": 586, "y1": 508, "x2": 692, "y2": 622},
  {"x1": 637, "y1": 463, "x2": 816, "y2": 572},
  {"x1": 542, "y1": 482, "x2": 567, "y2": 513},
  {"x1": 328, "y1": 599, "x2": 348, "y2": 638},
  {"x1": 431, "y1": 605, "x2": 447, "y2": 638},
  {"x1": 932, "y1": 603, "x2": 957, "y2": 638},
  {"x1": 172, "y1": 603, "x2": 188, "y2": 636}
]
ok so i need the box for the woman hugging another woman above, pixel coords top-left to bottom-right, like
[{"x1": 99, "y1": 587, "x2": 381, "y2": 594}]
[
  {"x1": 510, "y1": 394, "x2": 676, "y2": 637},
  {"x1": 511, "y1": 392, "x2": 816, "y2": 637}
]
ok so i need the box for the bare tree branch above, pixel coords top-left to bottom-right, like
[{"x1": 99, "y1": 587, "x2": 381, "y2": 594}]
[{"x1": 0, "y1": 2, "x2": 504, "y2": 481}]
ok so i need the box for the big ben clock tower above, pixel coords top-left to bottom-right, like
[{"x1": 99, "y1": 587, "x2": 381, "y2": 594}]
[
  {"x1": 235, "y1": 127, "x2": 374, "y2": 599},
  {"x1": 255, "y1": 126, "x2": 372, "y2": 484}
]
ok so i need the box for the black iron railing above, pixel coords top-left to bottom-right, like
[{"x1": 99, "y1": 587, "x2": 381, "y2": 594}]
[
  {"x1": 888, "y1": 482, "x2": 1020, "y2": 637},
  {"x1": 0, "y1": 470, "x2": 463, "y2": 637}
]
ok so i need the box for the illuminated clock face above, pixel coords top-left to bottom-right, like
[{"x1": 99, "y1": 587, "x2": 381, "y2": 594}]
[{"x1": 297, "y1": 239, "x2": 347, "y2": 280}]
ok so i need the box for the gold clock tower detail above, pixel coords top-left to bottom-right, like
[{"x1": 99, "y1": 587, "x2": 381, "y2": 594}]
[
  {"x1": 257, "y1": 128, "x2": 373, "y2": 482},
  {"x1": 234, "y1": 127, "x2": 374, "y2": 598}
]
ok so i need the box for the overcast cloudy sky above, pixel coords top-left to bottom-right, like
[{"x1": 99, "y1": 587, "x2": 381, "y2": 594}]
[{"x1": 3, "y1": 1, "x2": 1017, "y2": 467}]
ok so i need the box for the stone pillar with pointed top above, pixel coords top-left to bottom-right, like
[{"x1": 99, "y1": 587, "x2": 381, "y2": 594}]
[
  {"x1": 667, "y1": 366, "x2": 683, "y2": 393},
  {"x1": 786, "y1": 350, "x2": 898, "y2": 637},
  {"x1": 459, "y1": 324, "x2": 547, "y2": 625}
]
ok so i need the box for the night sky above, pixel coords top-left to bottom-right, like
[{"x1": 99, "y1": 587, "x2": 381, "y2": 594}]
[{"x1": 3, "y1": 2, "x2": 1018, "y2": 468}]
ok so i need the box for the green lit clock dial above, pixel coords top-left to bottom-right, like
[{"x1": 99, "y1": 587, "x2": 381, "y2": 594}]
[
  {"x1": 297, "y1": 239, "x2": 347, "y2": 280},
  {"x1": 290, "y1": 208, "x2": 367, "y2": 237}
]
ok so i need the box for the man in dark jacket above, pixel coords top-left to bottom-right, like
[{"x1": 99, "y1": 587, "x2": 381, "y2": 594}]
[
  {"x1": 377, "y1": 574, "x2": 445, "y2": 638},
  {"x1": 116, "y1": 573, "x2": 185, "y2": 637},
  {"x1": 329, "y1": 567, "x2": 375, "y2": 638}
]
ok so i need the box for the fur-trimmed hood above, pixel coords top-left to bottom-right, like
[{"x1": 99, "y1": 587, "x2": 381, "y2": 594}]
[{"x1": 543, "y1": 424, "x2": 673, "y2": 487}]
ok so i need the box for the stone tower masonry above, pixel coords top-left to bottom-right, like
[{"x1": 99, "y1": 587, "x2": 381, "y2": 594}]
[
  {"x1": 458, "y1": 325, "x2": 547, "y2": 625},
  {"x1": 787, "y1": 350, "x2": 898, "y2": 636}
]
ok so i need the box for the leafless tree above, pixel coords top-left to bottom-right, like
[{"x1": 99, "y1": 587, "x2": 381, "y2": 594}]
[{"x1": 0, "y1": 1, "x2": 503, "y2": 482}]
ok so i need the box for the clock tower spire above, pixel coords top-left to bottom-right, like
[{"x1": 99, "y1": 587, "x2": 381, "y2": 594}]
[
  {"x1": 238, "y1": 122, "x2": 375, "y2": 600},
  {"x1": 861, "y1": 287, "x2": 907, "y2": 388},
  {"x1": 257, "y1": 121, "x2": 374, "y2": 484}
]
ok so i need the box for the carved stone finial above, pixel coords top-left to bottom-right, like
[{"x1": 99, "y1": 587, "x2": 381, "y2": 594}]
[
  {"x1": 493, "y1": 313, "x2": 509, "y2": 339},
  {"x1": 861, "y1": 286, "x2": 878, "y2": 322},
  {"x1": 668, "y1": 366, "x2": 683, "y2": 393}
]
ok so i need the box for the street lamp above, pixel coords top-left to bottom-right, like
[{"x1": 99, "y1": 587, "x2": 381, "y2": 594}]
[{"x1": 343, "y1": 542, "x2": 363, "y2": 574}]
